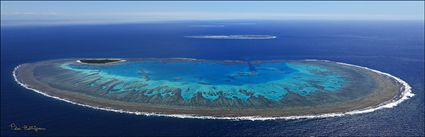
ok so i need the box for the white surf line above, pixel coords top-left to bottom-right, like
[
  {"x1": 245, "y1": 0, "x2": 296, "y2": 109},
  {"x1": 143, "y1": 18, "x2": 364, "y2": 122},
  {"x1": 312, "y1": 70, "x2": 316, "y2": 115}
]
[
  {"x1": 185, "y1": 35, "x2": 277, "y2": 39},
  {"x1": 188, "y1": 25, "x2": 225, "y2": 28},
  {"x1": 12, "y1": 59, "x2": 414, "y2": 121}
]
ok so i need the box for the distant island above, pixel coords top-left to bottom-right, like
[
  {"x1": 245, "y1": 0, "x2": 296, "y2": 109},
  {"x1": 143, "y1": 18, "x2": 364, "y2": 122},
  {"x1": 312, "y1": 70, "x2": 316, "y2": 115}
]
[{"x1": 185, "y1": 35, "x2": 277, "y2": 39}]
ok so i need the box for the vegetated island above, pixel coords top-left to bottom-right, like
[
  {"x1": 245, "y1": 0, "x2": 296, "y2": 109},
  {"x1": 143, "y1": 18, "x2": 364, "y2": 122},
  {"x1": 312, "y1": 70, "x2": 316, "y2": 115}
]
[
  {"x1": 185, "y1": 35, "x2": 277, "y2": 39},
  {"x1": 13, "y1": 58, "x2": 413, "y2": 120},
  {"x1": 77, "y1": 59, "x2": 126, "y2": 64}
]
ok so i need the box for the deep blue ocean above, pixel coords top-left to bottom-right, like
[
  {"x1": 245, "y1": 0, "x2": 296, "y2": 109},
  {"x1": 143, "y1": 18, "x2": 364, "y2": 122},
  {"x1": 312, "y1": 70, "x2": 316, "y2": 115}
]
[{"x1": 1, "y1": 20, "x2": 424, "y2": 136}]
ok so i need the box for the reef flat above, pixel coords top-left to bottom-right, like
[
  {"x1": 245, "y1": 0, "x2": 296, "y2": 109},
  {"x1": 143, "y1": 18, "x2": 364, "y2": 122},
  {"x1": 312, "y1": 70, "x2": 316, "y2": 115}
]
[
  {"x1": 185, "y1": 35, "x2": 277, "y2": 39},
  {"x1": 13, "y1": 58, "x2": 411, "y2": 119}
]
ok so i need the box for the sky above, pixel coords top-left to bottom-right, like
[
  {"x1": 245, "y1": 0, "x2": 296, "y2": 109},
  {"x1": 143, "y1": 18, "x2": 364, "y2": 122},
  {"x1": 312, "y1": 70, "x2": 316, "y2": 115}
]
[{"x1": 1, "y1": 1, "x2": 424, "y2": 26}]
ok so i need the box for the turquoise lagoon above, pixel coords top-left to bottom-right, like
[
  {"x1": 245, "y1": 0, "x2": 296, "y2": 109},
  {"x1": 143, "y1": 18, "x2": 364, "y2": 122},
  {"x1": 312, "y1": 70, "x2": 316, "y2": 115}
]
[
  {"x1": 49, "y1": 59, "x2": 348, "y2": 103},
  {"x1": 24, "y1": 58, "x2": 382, "y2": 110}
]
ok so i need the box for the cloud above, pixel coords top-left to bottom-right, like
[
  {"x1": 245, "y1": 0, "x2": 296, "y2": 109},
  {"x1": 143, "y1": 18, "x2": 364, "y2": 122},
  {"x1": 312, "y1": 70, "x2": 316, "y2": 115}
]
[
  {"x1": 3, "y1": 11, "x2": 58, "y2": 16},
  {"x1": 1, "y1": 11, "x2": 422, "y2": 27}
]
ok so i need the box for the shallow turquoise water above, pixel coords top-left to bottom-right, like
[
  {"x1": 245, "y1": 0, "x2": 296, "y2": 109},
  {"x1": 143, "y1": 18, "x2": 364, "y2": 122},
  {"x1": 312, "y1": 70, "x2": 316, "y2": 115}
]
[{"x1": 60, "y1": 59, "x2": 346, "y2": 101}]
